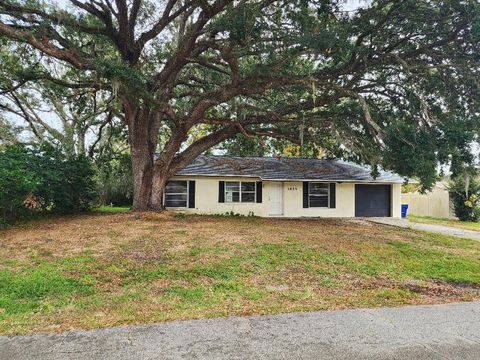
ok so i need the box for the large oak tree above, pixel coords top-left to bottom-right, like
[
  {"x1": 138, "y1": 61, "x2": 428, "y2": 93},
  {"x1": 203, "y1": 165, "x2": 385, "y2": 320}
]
[{"x1": 0, "y1": 0, "x2": 478, "y2": 210}]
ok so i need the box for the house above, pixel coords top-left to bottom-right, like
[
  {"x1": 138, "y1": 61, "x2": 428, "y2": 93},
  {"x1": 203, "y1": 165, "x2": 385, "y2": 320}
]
[{"x1": 165, "y1": 155, "x2": 404, "y2": 218}]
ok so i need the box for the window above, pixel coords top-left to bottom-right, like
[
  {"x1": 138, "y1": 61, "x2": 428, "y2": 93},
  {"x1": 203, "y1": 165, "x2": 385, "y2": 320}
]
[
  {"x1": 241, "y1": 182, "x2": 256, "y2": 202},
  {"x1": 164, "y1": 181, "x2": 188, "y2": 208},
  {"x1": 309, "y1": 182, "x2": 329, "y2": 208},
  {"x1": 225, "y1": 181, "x2": 256, "y2": 203}
]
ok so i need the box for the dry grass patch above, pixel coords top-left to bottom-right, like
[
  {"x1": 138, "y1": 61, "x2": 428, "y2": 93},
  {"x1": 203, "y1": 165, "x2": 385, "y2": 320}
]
[{"x1": 0, "y1": 211, "x2": 479, "y2": 335}]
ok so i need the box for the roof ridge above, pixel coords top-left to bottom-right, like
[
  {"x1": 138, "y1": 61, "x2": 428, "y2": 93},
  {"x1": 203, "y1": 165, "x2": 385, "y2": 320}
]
[{"x1": 199, "y1": 154, "x2": 335, "y2": 161}]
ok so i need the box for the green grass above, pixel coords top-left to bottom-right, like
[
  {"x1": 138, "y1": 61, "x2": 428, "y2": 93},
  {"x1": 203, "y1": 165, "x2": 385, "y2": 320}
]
[
  {"x1": 92, "y1": 206, "x2": 131, "y2": 213},
  {"x1": 0, "y1": 263, "x2": 94, "y2": 317},
  {"x1": 408, "y1": 215, "x2": 480, "y2": 231},
  {"x1": 0, "y1": 213, "x2": 479, "y2": 335},
  {"x1": 349, "y1": 239, "x2": 480, "y2": 283}
]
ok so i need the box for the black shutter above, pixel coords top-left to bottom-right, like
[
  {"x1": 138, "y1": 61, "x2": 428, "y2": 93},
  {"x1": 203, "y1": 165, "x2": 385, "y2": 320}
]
[
  {"x1": 188, "y1": 181, "x2": 196, "y2": 208},
  {"x1": 303, "y1": 181, "x2": 309, "y2": 208},
  {"x1": 329, "y1": 183, "x2": 336, "y2": 208},
  {"x1": 218, "y1": 181, "x2": 225, "y2": 203},
  {"x1": 256, "y1": 181, "x2": 262, "y2": 203}
]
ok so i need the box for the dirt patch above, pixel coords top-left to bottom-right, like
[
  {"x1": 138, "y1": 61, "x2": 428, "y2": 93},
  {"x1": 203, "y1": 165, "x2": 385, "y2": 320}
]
[
  {"x1": 265, "y1": 284, "x2": 290, "y2": 292},
  {"x1": 346, "y1": 219, "x2": 374, "y2": 227},
  {"x1": 402, "y1": 280, "x2": 480, "y2": 298}
]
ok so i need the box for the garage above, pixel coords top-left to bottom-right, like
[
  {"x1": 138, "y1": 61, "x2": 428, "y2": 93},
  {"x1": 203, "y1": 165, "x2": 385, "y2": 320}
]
[{"x1": 355, "y1": 185, "x2": 391, "y2": 217}]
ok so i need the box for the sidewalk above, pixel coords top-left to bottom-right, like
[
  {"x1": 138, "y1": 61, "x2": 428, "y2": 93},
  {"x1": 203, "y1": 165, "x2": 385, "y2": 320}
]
[{"x1": 1, "y1": 301, "x2": 479, "y2": 359}]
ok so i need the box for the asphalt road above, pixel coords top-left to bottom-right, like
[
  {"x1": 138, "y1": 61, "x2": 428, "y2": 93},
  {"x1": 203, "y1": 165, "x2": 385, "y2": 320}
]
[{"x1": 1, "y1": 301, "x2": 479, "y2": 360}]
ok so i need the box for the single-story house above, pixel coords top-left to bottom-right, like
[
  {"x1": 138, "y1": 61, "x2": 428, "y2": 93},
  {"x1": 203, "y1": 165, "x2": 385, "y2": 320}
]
[{"x1": 165, "y1": 155, "x2": 404, "y2": 218}]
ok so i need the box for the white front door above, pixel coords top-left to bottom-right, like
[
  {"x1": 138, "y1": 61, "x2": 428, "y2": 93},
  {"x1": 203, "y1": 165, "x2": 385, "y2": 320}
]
[{"x1": 269, "y1": 182, "x2": 284, "y2": 216}]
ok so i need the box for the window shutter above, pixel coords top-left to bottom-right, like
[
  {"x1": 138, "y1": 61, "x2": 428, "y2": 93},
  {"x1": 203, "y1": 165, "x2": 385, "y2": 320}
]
[
  {"x1": 256, "y1": 181, "x2": 262, "y2": 203},
  {"x1": 303, "y1": 181, "x2": 309, "y2": 208},
  {"x1": 218, "y1": 181, "x2": 225, "y2": 203},
  {"x1": 188, "y1": 181, "x2": 196, "y2": 208},
  {"x1": 329, "y1": 183, "x2": 336, "y2": 208}
]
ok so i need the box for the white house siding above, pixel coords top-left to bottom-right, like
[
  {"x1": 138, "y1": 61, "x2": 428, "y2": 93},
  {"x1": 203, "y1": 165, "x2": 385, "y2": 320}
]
[
  {"x1": 170, "y1": 176, "x2": 402, "y2": 218},
  {"x1": 391, "y1": 183, "x2": 402, "y2": 218},
  {"x1": 283, "y1": 182, "x2": 355, "y2": 217},
  {"x1": 172, "y1": 176, "x2": 269, "y2": 216}
]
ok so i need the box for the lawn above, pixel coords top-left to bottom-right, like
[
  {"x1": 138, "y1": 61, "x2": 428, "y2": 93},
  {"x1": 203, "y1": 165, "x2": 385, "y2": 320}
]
[
  {"x1": 0, "y1": 211, "x2": 479, "y2": 335},
  {"x1": 92, "y1": 205, "x2": 131, "y2": 213},
  {"x1": 408, "y1": 215, "x2": 480, "y2": 232}
]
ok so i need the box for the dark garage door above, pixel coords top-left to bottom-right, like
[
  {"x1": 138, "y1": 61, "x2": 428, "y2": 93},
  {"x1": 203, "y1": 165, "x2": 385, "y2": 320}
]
[{"x1": 355, "y1": 185, "x2": 391, "y2": 217}]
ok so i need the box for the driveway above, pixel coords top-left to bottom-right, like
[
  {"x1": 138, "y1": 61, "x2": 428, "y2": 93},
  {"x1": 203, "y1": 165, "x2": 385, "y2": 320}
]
[
  {"x1": 368, "y1": 217, "x2": 480, "y2": 241},
  {"x1": 1, "y1": 301, "x2": 479, "y2": 360}
]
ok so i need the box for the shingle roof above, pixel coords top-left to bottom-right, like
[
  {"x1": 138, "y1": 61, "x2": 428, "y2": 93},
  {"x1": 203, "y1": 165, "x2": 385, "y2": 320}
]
[{"x1": 176, "y1": 155, "x2": 406, "y2": 183}]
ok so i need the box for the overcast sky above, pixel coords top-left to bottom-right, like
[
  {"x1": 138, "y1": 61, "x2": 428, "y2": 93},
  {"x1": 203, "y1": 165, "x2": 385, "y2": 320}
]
[{"x1": 343, "y1": 0, "x2": 369, "y2": 12}]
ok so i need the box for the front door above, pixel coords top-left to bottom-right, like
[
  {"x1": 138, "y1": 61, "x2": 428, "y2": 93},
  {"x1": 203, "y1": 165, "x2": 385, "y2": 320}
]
[{"x1": 269, "y1": 182, "x2": 284, "y2": 216}]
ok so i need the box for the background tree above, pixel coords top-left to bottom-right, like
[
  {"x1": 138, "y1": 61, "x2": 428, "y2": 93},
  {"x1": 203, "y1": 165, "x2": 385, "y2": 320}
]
[
  {"x1": 0, "y1": 87, "x2": 116, "y2": 156},
  {"x1": 93, "y1": 123, "x2": 133, "y2": 206},
  {"x1": 0, "y1": 0, "x2": 478, "y2": 210},
  {"x1": 450, "y1": 174, "x2": 480, "y2": 222},
  {"x1": 221, "y1": 133, "x2": 269, "y2": 157},
  {"x1": 0, "y1": 43, "x2": 117, "y2": 155}
]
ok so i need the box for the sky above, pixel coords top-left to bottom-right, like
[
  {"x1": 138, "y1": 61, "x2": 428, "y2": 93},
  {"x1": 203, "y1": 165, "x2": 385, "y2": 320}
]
[{"x1": 343, "y1": 0, "x2": 369, "y2": 12}]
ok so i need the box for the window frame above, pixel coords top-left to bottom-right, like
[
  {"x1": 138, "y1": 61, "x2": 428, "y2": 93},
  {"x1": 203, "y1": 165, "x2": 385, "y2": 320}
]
[
  {"x1": 225, "y1": 181, "x2": 256, "y2": 203},
  {"x1": 163, "y1": 180, "x2": 189, "y2": 208},
  {"x1": 308, "y1": 182, "x2": 330, "y2": 208}
]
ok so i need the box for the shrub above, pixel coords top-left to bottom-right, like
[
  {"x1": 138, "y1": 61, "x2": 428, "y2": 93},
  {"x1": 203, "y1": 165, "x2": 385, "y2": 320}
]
[
  {"x1": 0, "y1": 146, "x2": 40, "y2": 224},
  {"x1": 0, "y1": 144, "x2": 96, "y2": 225},
  {"x1": 449, "y1": 176, "x2": 480, "y2": 221}
]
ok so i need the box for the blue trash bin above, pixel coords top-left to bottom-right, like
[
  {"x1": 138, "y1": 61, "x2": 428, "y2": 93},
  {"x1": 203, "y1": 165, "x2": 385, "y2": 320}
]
[{"x1": 401, "y1": 204, "x2": 409, "y2": 218}]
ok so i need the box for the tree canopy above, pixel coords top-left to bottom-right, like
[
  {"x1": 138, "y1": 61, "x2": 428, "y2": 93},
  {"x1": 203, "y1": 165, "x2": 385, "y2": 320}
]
[{"x1": 0, "y1": 0, "x2": 479, "y2": 209}]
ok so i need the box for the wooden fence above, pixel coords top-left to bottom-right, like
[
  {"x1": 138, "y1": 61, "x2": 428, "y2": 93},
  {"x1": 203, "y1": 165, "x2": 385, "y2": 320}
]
[{"x1": 401, "y1": 188, "x2": 454, "y2": 218}]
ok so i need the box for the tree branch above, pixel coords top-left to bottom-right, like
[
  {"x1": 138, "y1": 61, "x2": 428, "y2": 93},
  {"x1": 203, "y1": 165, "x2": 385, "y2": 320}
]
[
  {"x1": 0, "y1": 22, "x2": 93, "y2": 68},
  {"x1": 168, "y1": 124, "x2": 238, "y2": 175}
]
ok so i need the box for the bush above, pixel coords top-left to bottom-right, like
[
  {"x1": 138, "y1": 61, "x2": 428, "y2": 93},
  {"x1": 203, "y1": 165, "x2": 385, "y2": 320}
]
[
  {"x1": 0, "y1": 144, "x2": 96, "y2": 225},
  {"x1": 449, "y1": 176, "x2": 480, "y2": 221},
  {"x1": 0, "y1": 146, "x2": 40, "y2": 224}
]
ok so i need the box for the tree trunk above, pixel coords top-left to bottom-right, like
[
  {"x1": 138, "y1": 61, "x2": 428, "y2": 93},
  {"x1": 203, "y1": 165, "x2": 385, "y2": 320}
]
[
  {"x1": 125, "y1": 101, "x2": 236, "y2": 211},
  {"x1": 77, "y1": 129, "x2": 86, "y2": 155},
  {"x1": 149, "y1": 140, "x2": 185, "y2": 210},
  {"x1": 126, "y1": 100, "x2": 186, "y2": 211},
  {"x1": 150, "y1": 166, "x2": 168, "y2": 210},
  {"x1": 126, "y1": 105, "x2": 157, "y2": 211},
  {"x1": 131, "y1": 145, "x2": 154, "y2": 211},
  {"x1": 149, "y1": 127, "x2": 188, "y2": 210}
]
